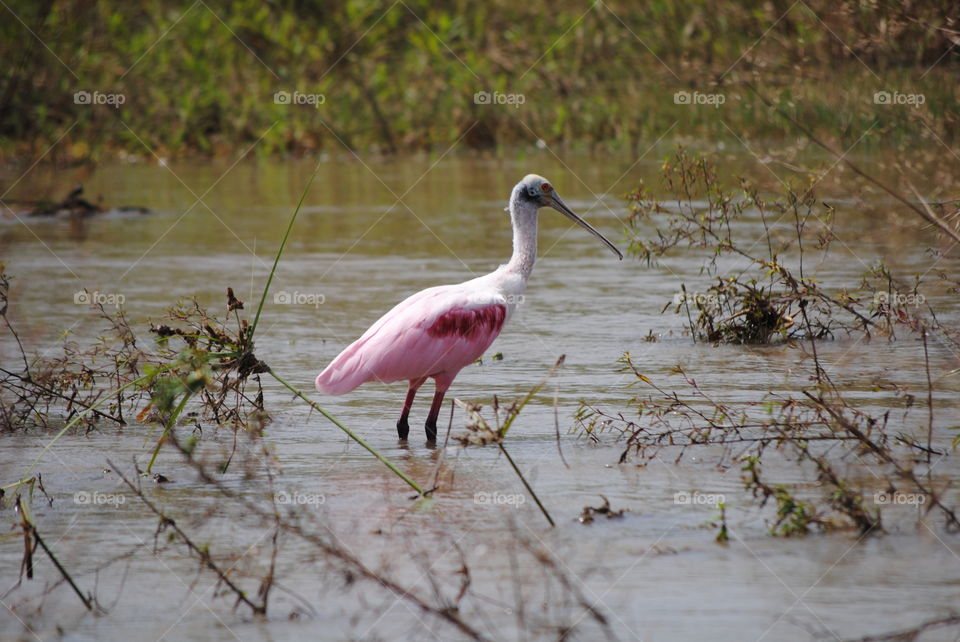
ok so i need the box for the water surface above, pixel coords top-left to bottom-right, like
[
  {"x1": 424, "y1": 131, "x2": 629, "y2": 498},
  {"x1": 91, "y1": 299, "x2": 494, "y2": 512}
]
[{"x1": 2, "y1": 150, "x2": 959, "y2": 641}]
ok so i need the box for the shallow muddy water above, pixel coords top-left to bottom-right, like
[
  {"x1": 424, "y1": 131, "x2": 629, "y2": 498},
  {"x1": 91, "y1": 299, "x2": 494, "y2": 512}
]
[{"x1": 2, "y1": 149, "x2": 959, "y2": 641}]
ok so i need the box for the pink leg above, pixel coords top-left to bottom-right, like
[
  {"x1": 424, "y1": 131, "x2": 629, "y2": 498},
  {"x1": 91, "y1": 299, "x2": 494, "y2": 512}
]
[
  {"x1": 424, "y1": 376, "x2": 453, "y2": 442},
  {"x1": 397, "y1": 377, "x2": 427, "y2": 440}
]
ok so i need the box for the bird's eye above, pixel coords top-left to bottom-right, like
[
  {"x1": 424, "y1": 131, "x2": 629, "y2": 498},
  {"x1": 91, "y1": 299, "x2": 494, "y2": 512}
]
[{"x1": 541, "y1": 183, "x2": 551, "y2": 192}]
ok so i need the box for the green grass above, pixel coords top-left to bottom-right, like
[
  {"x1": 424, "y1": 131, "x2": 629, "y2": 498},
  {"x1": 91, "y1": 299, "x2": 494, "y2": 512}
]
[{"x1": 1, "y1": 0, "x2": 957, "y2": 163}]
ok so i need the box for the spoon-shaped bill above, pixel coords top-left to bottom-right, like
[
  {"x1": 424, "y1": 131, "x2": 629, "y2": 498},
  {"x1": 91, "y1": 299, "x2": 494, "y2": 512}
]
[{"x1": 547, "y1": 194, "x2": 623, "y2": 259}]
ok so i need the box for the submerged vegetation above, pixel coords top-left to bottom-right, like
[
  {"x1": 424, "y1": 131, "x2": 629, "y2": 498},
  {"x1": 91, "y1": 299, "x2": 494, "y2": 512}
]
[
  {"x1": 1, "y1": 0, "x2": 958, "y2": 162},
  {"x1": 625, "y1": 149, "x2": 957, "y2": 345},
  {"x1": 577, "y1": 149, "x2": 960, "y2": 537},
  {"x1": 1, "y1": 280, "x2": 265, "y2": 437}
]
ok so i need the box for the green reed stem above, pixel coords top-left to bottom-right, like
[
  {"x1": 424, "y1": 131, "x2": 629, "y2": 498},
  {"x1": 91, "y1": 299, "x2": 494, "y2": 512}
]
[
  {"x1": 249, "y1": 166, "x2": 318, "y2": 341},
  {"x1": 146, "y1": 389, "x2": 194, "y2": 474},
  {"x1": 246, "y1": 166, "x2": 424, "y2": 494},
  {"x1": 497, "y1": 442, "x2": 555, "y2": 527}
]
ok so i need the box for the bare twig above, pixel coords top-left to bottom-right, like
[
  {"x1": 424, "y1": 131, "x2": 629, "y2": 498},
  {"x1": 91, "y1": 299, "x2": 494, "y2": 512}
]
[{"x1": 109, "y1": 460, "x2": 266, "y2": 615}]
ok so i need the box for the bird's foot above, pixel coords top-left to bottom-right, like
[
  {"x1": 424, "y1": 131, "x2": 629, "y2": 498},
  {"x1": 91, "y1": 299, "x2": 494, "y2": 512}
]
[
  {"x1": 397, "y1": 417, "x2": 410, "y2": 441},
  {"x1": 424, "y1": 419, "x2": 438, "y2": 443}
]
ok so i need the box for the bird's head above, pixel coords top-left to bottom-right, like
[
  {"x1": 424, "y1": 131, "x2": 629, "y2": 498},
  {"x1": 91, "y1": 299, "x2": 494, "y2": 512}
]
[{"x1": 511, "y1": 174, "x2": 622, "y2": 259}]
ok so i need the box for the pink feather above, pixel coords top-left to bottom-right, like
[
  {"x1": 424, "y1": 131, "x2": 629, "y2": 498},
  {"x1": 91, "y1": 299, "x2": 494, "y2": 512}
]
[{"x1": 315, "y1": 286, "x2": 507, "y2": 395}]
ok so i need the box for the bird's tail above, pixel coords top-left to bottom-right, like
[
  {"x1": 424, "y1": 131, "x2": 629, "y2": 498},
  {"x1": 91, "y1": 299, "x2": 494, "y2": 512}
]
[
  {"x1": 314, "y1": 342, "x2": 370, "y2": 395},
  {"x1": 314, "y1": 370, "x2": 361, "y2": 395}
]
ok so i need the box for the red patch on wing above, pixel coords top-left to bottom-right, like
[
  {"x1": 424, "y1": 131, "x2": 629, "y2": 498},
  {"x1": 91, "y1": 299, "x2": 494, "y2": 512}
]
[{"x1": 427, "y1": 305, "x2": 507, "y2": 340}]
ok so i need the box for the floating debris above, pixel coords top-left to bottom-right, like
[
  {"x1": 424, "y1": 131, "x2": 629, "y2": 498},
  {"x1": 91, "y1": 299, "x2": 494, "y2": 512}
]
[
  {"x1": 578, "y1": 495, "x2": 626, "y2": 524},
  {"x1": 8, "y1": 185, "x2": 152, "y2": 218}
]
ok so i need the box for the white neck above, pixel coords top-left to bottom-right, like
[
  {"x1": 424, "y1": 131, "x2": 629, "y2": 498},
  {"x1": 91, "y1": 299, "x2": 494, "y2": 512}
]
[{"x1": 505, "y1": 191, "x2": 539, "y2": 278}]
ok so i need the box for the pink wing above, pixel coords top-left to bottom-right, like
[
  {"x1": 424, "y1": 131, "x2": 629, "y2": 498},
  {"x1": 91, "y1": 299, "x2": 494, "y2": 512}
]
[{"x1": 315, "y1": 286, "x2": 507, "y2": 395}]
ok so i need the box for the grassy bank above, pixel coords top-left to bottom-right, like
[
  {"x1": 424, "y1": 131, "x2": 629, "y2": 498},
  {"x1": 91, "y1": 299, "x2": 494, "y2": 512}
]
[{"x1": 1, "y1": 0, "x2": 958, "y2": 164}]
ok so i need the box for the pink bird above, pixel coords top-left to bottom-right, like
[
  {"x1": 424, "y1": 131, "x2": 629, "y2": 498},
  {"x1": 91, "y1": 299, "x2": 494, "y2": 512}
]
[{"x1": 315, "y1": 174, "x2": 622, "y2": 442}]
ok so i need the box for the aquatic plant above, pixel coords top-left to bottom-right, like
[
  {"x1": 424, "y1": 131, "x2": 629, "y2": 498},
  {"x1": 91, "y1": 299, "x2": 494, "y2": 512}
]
[
  {"x1": 626, "y1": 150, "x2": 893, "y2": 344},
  {"x1": 577, "y1": 148, "x2": 959, "y2": 536}
]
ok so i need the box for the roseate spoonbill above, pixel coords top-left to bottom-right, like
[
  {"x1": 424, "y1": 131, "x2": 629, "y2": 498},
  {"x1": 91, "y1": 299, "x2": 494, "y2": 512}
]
[{"x1": 315, "y1": 174, "x2": 622, "y2": 442}]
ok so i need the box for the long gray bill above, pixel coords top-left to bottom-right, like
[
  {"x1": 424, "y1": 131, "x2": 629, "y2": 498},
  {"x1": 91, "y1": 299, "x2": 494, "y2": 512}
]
[{"x1": 548, "y1": 194, "x2": 623, "y2": 260}]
